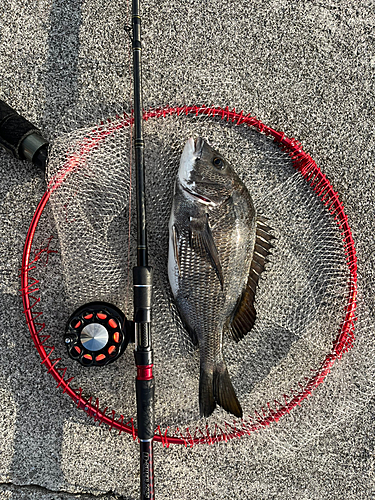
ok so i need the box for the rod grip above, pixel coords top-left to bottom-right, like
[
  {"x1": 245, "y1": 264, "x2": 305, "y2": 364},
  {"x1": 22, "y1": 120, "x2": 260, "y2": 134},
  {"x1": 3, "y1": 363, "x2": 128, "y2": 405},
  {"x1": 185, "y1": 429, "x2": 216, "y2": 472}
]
[
  {"x1": 0, "y1": 99, "x2": 48, "y2": 167},
  {"x1": 136, "y1": 377, "x2": 155, "y2": 440}
]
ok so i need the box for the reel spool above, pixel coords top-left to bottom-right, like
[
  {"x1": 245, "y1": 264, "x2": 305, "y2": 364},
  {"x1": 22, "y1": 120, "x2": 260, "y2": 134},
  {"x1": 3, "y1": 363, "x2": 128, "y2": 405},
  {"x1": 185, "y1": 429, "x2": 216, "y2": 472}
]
[{"x1": 64, "y1": 302, "x2": 134, "y2": 367}]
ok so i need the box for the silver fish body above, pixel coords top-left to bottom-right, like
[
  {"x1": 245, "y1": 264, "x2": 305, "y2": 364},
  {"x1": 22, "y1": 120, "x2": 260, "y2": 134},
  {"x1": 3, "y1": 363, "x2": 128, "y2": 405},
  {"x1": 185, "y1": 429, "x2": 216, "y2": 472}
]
[{"x1": 168, "y1": 137, "x2": 259, "y2": 418}]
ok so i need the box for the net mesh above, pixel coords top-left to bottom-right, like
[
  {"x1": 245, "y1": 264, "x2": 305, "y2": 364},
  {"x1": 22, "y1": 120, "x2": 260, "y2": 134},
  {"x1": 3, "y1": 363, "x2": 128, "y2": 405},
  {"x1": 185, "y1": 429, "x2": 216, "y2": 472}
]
[{"x1": 22, "y1": 106, "x2": 357, "y2": 445}]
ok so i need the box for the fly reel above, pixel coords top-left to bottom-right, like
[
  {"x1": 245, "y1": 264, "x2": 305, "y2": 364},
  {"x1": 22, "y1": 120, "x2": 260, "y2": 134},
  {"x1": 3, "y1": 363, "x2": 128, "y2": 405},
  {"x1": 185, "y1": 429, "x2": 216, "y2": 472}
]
[{"x1": 64, "y1": 302, "x2": 133, "y2": 367}]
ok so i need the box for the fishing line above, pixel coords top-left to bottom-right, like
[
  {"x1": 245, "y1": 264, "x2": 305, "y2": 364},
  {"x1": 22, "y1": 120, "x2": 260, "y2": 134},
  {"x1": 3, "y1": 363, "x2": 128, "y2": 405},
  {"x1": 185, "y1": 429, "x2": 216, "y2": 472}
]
[{"x1": 125, "y1": 0, "x2": 134, "y2": 316}]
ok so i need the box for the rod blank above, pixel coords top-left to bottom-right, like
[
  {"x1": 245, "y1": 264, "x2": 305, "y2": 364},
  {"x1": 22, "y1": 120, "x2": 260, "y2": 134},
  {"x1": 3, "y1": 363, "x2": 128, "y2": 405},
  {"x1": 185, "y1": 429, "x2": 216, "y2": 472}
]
[{"x1": 131, "y1": 1, "x2": 155, "y2": 499}]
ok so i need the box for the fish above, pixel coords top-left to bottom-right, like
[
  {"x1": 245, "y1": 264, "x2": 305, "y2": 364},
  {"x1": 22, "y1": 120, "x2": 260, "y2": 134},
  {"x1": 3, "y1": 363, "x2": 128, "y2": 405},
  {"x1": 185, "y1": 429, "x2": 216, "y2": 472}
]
[{"x1": 168, "y1": 137, "x2": 273, "y2": 418}]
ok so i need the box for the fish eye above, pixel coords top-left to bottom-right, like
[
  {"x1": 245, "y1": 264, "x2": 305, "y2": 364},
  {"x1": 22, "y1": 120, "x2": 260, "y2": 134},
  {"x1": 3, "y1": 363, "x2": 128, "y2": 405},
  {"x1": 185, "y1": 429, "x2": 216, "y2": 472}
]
[{"x1": 212, "y1": 157, "x2": 224, "y2": 169}]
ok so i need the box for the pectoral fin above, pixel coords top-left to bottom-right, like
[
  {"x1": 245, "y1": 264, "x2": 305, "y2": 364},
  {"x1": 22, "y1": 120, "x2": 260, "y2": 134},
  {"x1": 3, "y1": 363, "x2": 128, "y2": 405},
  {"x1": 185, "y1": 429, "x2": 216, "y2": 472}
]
[
  {"x1": 189, "y1": 215, "x2": 224, "y2": 290},
  {"x1": 229, "y1": 216, "x2": 274, "y2": 342}
]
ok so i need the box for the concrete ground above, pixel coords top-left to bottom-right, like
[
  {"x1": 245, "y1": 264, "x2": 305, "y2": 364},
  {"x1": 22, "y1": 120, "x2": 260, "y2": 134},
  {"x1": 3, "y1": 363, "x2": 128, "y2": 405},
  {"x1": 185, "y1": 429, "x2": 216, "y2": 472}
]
[{"x1": 0, "y1": 1, "x2": 374, "y2": 499}]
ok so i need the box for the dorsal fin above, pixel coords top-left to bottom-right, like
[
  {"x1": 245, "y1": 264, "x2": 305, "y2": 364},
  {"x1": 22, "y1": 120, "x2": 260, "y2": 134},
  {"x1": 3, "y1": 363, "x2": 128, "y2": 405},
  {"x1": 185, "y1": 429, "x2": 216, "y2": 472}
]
[{"x1": 229, "y1": 216, "x2": 274, "y2": 342}]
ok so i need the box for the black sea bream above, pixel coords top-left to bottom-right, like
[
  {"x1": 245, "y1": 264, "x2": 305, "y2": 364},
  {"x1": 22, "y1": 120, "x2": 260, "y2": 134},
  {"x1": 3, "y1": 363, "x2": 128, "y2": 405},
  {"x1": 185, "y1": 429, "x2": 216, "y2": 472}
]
[{"x1": 168, "y1": 138, "x2": 273, "y2": 418}]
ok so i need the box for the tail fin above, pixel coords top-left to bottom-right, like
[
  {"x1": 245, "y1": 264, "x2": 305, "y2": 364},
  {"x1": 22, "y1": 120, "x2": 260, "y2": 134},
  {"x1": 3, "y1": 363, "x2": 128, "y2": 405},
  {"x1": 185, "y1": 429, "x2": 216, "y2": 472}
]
[
  {"x1": 199, "y1": 361, "x2": 243, "y2": 418},
  {"x1": 199, "y1": 368, "x2": 216, "y2": 418}
]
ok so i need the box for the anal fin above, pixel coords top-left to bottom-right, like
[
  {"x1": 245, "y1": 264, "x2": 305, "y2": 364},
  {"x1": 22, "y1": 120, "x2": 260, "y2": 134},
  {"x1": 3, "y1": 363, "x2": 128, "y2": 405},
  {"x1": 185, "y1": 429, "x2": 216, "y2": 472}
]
[{"x1": 229, "y1": 215, "x2": 275, "y2": 342}]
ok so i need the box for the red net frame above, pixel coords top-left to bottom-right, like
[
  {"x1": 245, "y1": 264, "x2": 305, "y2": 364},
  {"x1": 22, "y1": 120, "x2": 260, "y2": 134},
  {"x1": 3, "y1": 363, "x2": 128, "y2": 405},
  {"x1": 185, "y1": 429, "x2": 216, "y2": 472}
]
[{"x1": 20, "y1": 105, "x2": 357, "y2": 447}]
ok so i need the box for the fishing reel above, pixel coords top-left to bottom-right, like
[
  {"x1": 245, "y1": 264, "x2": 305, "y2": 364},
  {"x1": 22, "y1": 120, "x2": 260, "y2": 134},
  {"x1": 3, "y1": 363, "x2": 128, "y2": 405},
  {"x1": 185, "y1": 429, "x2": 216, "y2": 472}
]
[{"x1": 64, "y1": 302, "x2": 134, "y2": 367}]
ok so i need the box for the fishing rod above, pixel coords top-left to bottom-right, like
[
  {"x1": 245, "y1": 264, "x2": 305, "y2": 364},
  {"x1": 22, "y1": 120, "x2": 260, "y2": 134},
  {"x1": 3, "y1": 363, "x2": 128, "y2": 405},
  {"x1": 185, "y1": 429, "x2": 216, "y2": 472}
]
[
  {"x1": 0, "y1": 2, "x2": 155, "y2": 497},
  {"x1": 131, "y1": 0, "x2": 155, "y2": 498}
]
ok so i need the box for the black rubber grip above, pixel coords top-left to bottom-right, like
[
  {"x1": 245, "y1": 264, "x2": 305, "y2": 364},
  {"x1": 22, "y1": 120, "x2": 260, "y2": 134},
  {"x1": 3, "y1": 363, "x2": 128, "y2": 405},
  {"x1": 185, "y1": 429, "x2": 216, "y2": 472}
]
[
  {"x1": 0, "y1": 99, "x2": 40, "y2": 159},
  {"x1": 136, "y1": 378, "x2": 155, "y2": 441}
]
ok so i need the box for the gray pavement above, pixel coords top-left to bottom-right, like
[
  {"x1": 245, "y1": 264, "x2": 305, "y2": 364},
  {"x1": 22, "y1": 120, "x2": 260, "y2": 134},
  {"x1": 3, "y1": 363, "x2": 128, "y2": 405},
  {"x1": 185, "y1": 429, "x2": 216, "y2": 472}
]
[{"x1": 0, "y1": 1, "x2": 374, "y2": 499}]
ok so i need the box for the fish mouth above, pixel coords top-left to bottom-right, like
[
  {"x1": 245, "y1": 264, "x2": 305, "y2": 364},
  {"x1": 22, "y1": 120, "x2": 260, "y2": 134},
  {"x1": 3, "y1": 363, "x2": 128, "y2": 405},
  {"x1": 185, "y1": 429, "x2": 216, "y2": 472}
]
[
  {"x1": 179, "y1": 137, "x2": 213, "y2": 204},
  {"x1": 185, "y1": 137, "x2": 204, "y2": 158},
  {"x1": 182, "y1": 183, "x2": 213, "y2": 205},
  {"x1": 194, "y1": 137, "x2": 204, "y2": 158}
]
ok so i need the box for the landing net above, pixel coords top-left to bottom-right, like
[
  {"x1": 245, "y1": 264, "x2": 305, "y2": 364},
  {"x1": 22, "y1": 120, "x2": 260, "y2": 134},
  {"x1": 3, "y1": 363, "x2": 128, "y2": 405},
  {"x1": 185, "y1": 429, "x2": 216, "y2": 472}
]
[{"x1": 21, "y1": 106, "x2": 357, "y2": 446}]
